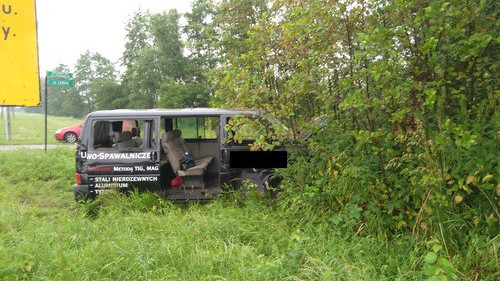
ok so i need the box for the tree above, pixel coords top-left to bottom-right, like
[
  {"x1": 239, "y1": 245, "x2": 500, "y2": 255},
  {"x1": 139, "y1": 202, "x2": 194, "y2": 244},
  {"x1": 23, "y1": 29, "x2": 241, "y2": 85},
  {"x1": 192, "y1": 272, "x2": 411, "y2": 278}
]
[
  {"x1": 25, "y1": 64, "x2": 86, "y2": 117},
  {"x1": 210, "y1": 0, "x2": 499, "y2": 249},
  {"x1": 122, "y1": 9, "x2": 212, "y2": 109},
  {"x1": 122, "y1": 11, "x2": 152, "y2": 68},
  {"x1": 185, "y1": 0, "x2": 219, "y2": 73},
  {"x1": 121, "y1": 11, "x2": 158, "y2": 108},
  {"x1": 157, "y1": 81, "x2": 210, "y2": 108},
  {"x1": 74, "y1": 51, "x2": 117, "y2": 112},
  {"x1": 151, "y1": 10, "x2": 186, "y2": 82},
  {"x1": 152, "y1": 10, "x2": 213, "y2": 107},
  {"x1": 90, "y1": 79, "x2": 126, "y2": 110},
  {"x1": 43, "y1": 64, "x2": 86, "y2": 117},
  {"x1": 212, "y1": 0, "x2": 269, "y2": 59},
  {"x1": 179, "y1": 0, "x2": 219, "y2": 108}
]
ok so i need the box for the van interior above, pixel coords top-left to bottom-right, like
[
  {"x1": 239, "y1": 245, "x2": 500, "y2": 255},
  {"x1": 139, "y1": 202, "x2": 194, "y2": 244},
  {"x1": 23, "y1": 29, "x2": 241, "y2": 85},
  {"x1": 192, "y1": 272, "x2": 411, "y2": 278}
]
[
  {"x1": 91, "y1": 116, "x2": 222, "y2": 199},
  {"x1": 159, "y1": 117, "x2": 221, "y2": 199},
  {"x1": 89, "y1": 115, "x2": 268, "y2": 200}
]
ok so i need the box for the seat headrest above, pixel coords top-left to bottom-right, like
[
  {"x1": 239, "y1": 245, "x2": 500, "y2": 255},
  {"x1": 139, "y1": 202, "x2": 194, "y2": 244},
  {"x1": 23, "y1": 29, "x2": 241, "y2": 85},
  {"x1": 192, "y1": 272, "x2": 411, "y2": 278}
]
[
  {"x1": 131, "y1": 127, "x2": 138, "y2": 137},
  {"x1": 173, "y1": 129, "x2": 182, "y2": 138},
  {"x1": 163, "y1": 130, "x2": 177, "y2": 142},
  {"x1": 115, "y1": 131, "x2": 133, "y2": 142}
]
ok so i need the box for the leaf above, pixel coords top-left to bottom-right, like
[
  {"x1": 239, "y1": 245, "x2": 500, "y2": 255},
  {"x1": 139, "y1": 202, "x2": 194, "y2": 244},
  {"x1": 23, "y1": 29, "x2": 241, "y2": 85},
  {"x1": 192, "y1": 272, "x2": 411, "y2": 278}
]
[
  {"x1": 425, "y1": 252, "x2": 437, "y2": 264},
  {"x1": 465, "y1": 176, "x2": 475, "y2": 185},
  {"x1": 437, "y1": 275, "x2": 449, "y2": 281},
  {"x1": 482, "y1": 174, "x2": 493, "y2": 182},
  {"x1": 24, "y1": 262, "x2": 33, "y2": 272},
  {"x1": 454, "y1": 195, "x2": 463, "y2": 204},
  {"x1": 432, "y1": 244, "x2": 442, "y2": 253},
  {"x1": 437, "y1": 257, "x2": 450, "y2": 268},
  {"x1": 424, "y1": 264, "x2": 440, "y2": 276}
]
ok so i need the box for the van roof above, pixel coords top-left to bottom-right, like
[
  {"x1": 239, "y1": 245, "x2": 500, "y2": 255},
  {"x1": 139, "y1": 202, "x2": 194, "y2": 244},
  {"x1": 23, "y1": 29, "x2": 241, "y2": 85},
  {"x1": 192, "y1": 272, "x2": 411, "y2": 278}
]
[{"x1": 88, "y1": 108, "x2": 260, "y2": 118}]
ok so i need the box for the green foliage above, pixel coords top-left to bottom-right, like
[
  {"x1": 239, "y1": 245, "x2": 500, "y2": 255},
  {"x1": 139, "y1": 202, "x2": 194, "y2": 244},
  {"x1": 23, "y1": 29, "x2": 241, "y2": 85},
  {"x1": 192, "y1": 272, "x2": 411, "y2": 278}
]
[
  {"x1": 224, "y1": 114, "x2": 286, "y2": 151},
  {"x1": 121, "y1": 9, "x2": 211, "y2": 109},
  {"x1": 26, "y1": 64, "x2": 87, "y2": 118},
  {"x1": 90, "y1": 79, "x2": 127, "y2": 110},
  {"x1": 122, "y1": 12, "x2": 152, "y2": 68},
  {"x1": 13, "y1": 1, "x2": 497, "y2": 278},
  {"x1": 34, "y1": 53, "x2": 118, "y2": 118},
  {"x1": 151, "y1": 11, "x2": 187, "y2": 81},
  {"x1": 211, "y1": 2, "x2": 498, "y2": 279},
  {"x1": 184, "y1": 0, "x2": 219, "y2": 71},
  {"x1": 74, "y1": 51, "x2": 117, "y2": 112},
  {"x1": 422, "y1": 240, "x2": 454, "y2": 281},
  {"x1": 122, "y1": 47, "x2": 163, "y2": 108},
  {"x1": 0, "y1": 149, "x2": 497, "y2": 280},
  {"x1": 0, "y1": 149, "x2": 425, "y2": 280},
  {"x1": 158, "y1": 80, "x2": 210, "y2": 108}
]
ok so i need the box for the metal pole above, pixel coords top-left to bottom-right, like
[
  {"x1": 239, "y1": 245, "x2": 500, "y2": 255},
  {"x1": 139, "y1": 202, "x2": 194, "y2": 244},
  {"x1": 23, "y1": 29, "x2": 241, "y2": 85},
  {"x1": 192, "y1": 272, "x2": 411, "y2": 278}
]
[
  {"x1": 44, "y1": 74, "x2": 48, "y2": 152},
  {"x1": 5, "y1": 107, "x2": 12, "y2": 141}
]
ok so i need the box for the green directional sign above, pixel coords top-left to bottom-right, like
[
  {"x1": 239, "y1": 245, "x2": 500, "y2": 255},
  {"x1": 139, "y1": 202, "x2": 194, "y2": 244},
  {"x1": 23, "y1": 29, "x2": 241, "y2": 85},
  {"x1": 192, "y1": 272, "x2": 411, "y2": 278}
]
[
  {"x1": 47, "y1": 71, "x2": 73, "y2": 78},
  {"x1": 48, "y1": 79, "x2": 74, "y2": 86}
]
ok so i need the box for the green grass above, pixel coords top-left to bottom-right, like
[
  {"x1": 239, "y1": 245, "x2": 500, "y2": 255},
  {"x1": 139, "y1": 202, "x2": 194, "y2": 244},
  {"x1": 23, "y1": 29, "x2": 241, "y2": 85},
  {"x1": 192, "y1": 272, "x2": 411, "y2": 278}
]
[
  {"x1": 0, "y1": 112, "x2": 83, "y2": 145},
  {"x1": 0, "y1": 149, "x2": 497, "y2": 280}
]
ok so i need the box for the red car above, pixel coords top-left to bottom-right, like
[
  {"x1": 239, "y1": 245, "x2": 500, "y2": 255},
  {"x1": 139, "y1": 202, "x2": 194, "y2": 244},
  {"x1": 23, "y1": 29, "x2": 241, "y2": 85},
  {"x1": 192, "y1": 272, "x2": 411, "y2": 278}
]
[{"x1": 55, "y1": 123, "x2": 83, "y2": 143}]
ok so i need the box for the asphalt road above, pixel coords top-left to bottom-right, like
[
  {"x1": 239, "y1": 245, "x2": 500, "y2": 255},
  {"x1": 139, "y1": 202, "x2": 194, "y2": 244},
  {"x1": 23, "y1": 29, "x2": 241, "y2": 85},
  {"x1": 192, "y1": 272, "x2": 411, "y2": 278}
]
[{"x1": 0, "y1": 144, "x2": 76, "y2": 150}]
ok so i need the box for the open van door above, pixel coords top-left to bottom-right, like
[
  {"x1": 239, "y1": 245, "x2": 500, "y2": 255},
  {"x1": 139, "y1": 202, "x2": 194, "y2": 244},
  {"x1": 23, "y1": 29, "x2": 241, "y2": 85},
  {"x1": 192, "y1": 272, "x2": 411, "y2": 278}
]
[
  {"x1": 83, "y1": 118, "x2": 160, "y2": 196},
  {"x1": 219, "y1": 114, "x2": 287, "y2": 190}
]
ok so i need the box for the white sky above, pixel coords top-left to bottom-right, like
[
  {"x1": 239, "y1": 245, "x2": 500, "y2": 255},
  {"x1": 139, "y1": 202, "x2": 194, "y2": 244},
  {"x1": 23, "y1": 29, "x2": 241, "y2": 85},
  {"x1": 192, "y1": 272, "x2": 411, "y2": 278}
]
[{"x1": 36, "y1": 0, "x2": 192, "y2": 74}]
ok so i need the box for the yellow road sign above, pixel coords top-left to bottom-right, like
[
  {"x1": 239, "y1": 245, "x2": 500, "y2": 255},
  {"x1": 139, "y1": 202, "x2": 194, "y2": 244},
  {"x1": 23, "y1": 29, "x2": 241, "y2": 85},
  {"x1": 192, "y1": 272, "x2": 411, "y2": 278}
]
[{"x1": 0, "y1": 0, "x2": 40, "y2": 106}]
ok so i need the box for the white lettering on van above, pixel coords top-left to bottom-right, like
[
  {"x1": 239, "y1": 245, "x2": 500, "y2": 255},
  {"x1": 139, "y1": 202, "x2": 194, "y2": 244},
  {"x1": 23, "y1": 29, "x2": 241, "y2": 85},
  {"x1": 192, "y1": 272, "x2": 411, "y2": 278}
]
[
  {"x1": 86, "y1": 152, "x2": 151, "y2": 160},
  {"x1": 95, "y1": 183, "x2": 128, "y2": 188},
  {"x1": 111, "y1": 176, "x2": 158, "y2": 182},
  {"x1": 94, "y1": 177, "x2": 111, "y2": 182},
  {"x1": 113, "y1": 166, "x2": 133, "y2": 172},
  {"x1": 146, "y1": 165, "x2": 159, "y2": 171}
]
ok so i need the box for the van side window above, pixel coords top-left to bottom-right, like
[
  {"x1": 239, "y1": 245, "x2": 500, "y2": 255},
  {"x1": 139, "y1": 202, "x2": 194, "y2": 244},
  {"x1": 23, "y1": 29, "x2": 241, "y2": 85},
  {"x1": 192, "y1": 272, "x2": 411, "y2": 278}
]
[
  {"x1": 171, "y1": 117, "x2": 218, "y2": 140},
  {"x1": 92, "y1": 119, "x2": 150, "y2": 150}
]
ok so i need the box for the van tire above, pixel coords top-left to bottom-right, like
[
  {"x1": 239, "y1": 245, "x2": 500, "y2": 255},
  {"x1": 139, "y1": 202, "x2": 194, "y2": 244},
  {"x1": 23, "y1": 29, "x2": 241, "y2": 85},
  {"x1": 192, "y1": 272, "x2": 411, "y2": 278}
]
[
  {"x1": 73, "y1": 185, "x2": 90, "y2": 202},
  {"x1": 261, "y1": 174, "x2": 282, "y2": 198}
]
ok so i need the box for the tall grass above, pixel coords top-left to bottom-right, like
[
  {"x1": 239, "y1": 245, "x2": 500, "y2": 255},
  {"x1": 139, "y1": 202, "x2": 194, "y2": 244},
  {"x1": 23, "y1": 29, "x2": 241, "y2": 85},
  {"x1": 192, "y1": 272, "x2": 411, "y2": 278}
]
[{"x1": 0, "y1": 148, "x2": 497, "y2": 280}]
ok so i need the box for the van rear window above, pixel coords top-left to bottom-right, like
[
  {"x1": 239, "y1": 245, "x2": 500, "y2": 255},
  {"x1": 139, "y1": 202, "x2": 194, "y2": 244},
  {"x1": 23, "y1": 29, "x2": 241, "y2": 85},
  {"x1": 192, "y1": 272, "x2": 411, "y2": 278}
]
[{"x1": 92, "y1": 119, "x2": 150, "y2": 150}]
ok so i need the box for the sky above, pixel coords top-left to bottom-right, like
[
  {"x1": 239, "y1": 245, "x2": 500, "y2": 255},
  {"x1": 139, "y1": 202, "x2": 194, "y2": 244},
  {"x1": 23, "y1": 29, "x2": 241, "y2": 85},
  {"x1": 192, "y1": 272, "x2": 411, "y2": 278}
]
[{"x1": 36, "y1": 0, "x2": 192, "y2": 74}]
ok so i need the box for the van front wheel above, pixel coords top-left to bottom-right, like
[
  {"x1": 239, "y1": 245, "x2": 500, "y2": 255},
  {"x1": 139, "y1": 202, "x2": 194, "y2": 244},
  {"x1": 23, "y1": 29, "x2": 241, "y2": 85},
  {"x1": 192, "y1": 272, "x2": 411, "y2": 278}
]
[{"x1": 73, "y1": 185, "x2": 90, "y2": 202}]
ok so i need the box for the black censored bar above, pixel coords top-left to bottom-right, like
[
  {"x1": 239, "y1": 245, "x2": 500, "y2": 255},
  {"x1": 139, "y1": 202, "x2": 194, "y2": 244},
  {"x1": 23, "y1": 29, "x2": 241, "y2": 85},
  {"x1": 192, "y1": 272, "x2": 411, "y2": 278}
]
[{"x1": 230, "y1": 151, "x2": 287, "y2": 169}]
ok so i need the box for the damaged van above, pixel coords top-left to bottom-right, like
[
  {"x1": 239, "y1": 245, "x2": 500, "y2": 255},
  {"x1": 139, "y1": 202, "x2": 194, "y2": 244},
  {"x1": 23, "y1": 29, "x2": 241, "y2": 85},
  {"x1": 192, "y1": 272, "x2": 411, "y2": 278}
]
[{"x1": 73, "y1": 108, "x2": 287, "y2": 201}]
